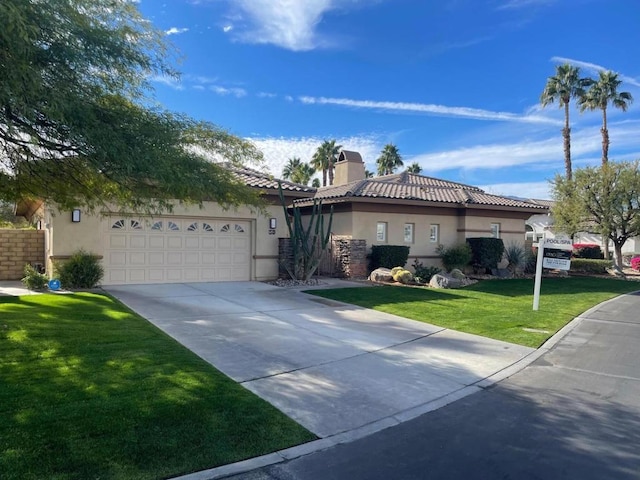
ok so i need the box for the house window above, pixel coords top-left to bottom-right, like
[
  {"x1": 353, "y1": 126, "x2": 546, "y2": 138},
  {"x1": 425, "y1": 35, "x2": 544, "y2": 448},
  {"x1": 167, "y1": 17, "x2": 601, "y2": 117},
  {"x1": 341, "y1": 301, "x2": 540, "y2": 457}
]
[
  {"x1": 429, "y1": 224, "x2": 439, "y2": 243},
  {"x1": 404, "y1": 223, "x2": 414, "y2": 243},
  {"x1": 491, "y1": 223, "x2": 500, "y2": 239},
  {"x1": 376, "y1": 222, "x2": 387, "y2": 242}
]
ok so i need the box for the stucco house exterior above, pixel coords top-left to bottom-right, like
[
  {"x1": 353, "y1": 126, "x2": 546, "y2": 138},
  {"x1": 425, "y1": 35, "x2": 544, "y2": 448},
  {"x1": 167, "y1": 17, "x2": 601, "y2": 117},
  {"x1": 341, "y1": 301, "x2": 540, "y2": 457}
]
[
  {"x1": 11, "y1": 151, "x2": 549, "y2": 285},
  {"x1": 300, "y1": 151, "x2": 548, "y2": 269}
]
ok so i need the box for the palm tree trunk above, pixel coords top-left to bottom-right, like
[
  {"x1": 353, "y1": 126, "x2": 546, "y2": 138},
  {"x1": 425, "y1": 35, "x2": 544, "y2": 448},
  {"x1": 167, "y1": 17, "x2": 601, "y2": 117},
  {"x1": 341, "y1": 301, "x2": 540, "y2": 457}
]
[
  {"x1": 322, "y1": 168, "x2": 327, "y2": 187},
  {"x1": 328, "y1": 157, "x2": 334, "y2": 186},
  {"x1": 563, "y1": 102, "x2": 572, "y2": 180},
  {"x1": 601, "y1": 107, "x2": 609, "y2": 165}
]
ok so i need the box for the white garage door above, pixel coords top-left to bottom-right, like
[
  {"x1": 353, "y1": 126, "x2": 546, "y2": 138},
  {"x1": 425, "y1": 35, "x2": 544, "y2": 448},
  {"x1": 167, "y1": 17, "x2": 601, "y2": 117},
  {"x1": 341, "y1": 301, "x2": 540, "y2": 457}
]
[{"x1": 103, "y1": 217, "x2": 251, "y2": 285}]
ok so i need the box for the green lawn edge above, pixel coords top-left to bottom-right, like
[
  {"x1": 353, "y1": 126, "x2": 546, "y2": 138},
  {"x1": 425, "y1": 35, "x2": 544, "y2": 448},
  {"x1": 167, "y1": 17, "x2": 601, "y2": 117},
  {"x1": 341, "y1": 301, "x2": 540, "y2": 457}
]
[
  {"x1": 306, "y1": 277, "x2": 640, "y2": 348},
  {"x1": 0, "y1": 293, "x2": 316, "y2": 480}
]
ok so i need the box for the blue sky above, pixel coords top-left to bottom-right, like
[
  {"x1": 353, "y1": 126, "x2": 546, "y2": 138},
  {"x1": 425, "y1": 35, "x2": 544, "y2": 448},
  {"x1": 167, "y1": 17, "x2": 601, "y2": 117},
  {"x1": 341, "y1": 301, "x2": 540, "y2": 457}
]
[{"x1": 140, "y1": 0, "x2": 640, "y2": 199}]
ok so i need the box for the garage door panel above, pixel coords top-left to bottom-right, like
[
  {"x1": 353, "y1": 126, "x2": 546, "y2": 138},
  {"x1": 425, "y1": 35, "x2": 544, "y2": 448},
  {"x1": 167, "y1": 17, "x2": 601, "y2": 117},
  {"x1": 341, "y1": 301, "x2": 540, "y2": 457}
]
[{"x1": 103, "y1": 216, "x2": 251, "y2": 285}]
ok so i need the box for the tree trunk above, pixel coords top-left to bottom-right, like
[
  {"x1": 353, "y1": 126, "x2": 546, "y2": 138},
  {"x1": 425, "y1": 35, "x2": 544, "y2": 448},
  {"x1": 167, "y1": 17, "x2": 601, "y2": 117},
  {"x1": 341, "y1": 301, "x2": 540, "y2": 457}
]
[
  {"x1": 601, "y1": 107, "x2": 609, "y2": 164},
  {"x1": 614, "y1": 241, "x2": 624, "y2": 269},
  {"x1": 328, "y1": 157, "x2": 334, "y2": 186},
  {"x1": 563, "y1": 102, "x2": 572, "y2": 180},
  {"x1": 322, "y1": 168, "x2": 327, "y2": 187}
]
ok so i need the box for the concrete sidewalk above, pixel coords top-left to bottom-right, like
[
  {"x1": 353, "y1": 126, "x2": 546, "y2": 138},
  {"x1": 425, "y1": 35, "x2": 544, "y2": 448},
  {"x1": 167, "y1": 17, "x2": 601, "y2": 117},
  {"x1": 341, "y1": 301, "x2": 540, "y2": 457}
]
[{"x1": 105, "y1": 281, "x2": 534, "y2": 439}]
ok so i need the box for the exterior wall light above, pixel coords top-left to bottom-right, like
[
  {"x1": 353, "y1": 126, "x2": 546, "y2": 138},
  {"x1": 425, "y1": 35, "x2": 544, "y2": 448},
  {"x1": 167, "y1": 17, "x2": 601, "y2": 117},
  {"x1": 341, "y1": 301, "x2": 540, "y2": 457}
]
[{"x1": 71, "y1": 209, "x2": 81, "y2": 223}]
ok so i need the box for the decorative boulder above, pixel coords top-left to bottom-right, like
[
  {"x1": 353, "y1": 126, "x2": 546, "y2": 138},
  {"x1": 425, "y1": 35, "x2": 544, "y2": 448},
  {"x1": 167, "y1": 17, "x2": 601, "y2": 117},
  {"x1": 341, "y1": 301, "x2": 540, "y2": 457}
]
[
  {"x1": 429, "y1": 273, "x2": 462, "y2": 289},
  {"x1": 369, "y1": 267, "x2": 394, "y2": 283}
]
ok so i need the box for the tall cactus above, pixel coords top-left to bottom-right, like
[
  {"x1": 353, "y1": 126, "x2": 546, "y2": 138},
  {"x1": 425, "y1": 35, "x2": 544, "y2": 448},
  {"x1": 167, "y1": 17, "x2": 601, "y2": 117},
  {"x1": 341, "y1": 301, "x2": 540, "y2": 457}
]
[{"x1": 278, "y1": 182, "x2": 333, "y2": 280}]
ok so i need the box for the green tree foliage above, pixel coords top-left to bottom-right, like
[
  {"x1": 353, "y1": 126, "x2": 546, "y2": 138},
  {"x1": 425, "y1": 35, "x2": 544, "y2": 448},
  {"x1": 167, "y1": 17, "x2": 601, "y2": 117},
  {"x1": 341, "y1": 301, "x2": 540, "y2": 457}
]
[
  {"x1": 376, "y1": 144, "x2": 404, "y2": 176},
  {"x1": 540, "y1": 64, "x2": 592, "y2": 180},
  {"x1": 406, "y1": 162, "x2": 422, "y2": 174},
  {"x1": 552, "y1": 161, "x2": 640, "y2": 268},
  {"x1": 282, "y1": 157, "x2": 316, "y2": 186},
  {"x1": 0, "y1": 0, "x2": 263, "y2": 214},
  {"x1": 311, "y1": 140, "x2": 341, "y2": 186},
  {"x1": 579, "y1": 71, "x2": 634, "y2": 165},
  {"x1": 0, "y1": 201, "x2": 30, "y2": 228}
]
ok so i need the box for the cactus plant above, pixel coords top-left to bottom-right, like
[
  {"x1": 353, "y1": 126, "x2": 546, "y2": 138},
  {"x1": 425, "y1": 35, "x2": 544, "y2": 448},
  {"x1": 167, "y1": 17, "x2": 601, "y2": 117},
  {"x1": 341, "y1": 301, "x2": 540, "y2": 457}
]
[{"x1": 278, "y1": 182, "x2": 334, "y2": 281}]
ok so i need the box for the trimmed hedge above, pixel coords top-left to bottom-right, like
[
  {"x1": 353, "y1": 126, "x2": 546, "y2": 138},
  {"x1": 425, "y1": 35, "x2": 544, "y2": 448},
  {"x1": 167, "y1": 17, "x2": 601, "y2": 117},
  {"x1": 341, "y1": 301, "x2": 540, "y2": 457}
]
[
  {"x1": 573, "y1": 245, "x2": 603, "y2": 259},
  {"x1": 570, "y1": 259, "x2": 613, "y2": 274},
  {"x1": 467, "y1": 237, "x2": 505, "y2": 272},
  {"x1": 369, "y1": 245, "x2": 410, "y2": 270}
]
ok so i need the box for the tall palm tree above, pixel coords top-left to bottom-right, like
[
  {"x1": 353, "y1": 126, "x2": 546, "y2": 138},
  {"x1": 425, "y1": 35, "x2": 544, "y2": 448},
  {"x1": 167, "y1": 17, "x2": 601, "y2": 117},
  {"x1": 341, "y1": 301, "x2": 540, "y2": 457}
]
[
  {"x1": 291, "y1": 163, "x2": 316, "y2": 185},
  {"x1": 579, "y1": 70, "x2": 634, "y2": 164},
  {"x1": 364, "y1": 169, "x2": 374, "y2": 178},
  {"x1": 376, "y1": 143, "x2": 404, "y2": 176},
  {"x1": 282, "y1": 157, "x2": 303, "y2": 180},
  {"x1": 311, "y1": 140, "x2": 342, "y2": 186},
  {"x1": 540, "y1": 63, "x2": 592, "y2": 180},
  {"x1": 406, "y1": 162, "x2": 422, "y2": 174}
]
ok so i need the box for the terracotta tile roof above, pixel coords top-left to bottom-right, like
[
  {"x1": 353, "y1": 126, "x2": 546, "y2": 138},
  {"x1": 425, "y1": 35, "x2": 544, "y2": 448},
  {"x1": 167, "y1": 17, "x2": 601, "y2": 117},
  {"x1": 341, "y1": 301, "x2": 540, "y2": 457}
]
[
  {"x1": 229, "y1": 165, "x2": 316, "y2": 193},
  {"x1": 296, "y1": 172, "x2": 548, "y2": 211}
]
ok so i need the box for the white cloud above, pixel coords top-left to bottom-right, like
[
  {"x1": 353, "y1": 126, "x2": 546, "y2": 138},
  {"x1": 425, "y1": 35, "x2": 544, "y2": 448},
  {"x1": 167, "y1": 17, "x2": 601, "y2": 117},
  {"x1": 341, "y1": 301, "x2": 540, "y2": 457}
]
[
  {"x1": 257, "y1": 92, "x2": 278, "y2": 98},
  {"x1": 210, "y1": 85, "x2": 247, "y2": 97},
  {"x1": 150, "y1": 74, "x2": 184, "y2": 90},
  {"x1": 165, "y1": 27, "x2": 189, "y2": 35},
  {"x1": 247, "y1": 135, "x2": 383, "y2": 179},
  {"x1": 299, "y1": 96, "x2": 561, "y2": 125},
  {"x1": 551, "y1": 56, "x2": 640, "y2": 88},
  {"x1": 497, "y1": 0, "x2": 556, "y2": 10},
  {"x1": 223, "y1": 25, "x2": 233, "y2": 33},
  {"x1": 228, "y1": 0, "x2": 341, "y2": 51}
]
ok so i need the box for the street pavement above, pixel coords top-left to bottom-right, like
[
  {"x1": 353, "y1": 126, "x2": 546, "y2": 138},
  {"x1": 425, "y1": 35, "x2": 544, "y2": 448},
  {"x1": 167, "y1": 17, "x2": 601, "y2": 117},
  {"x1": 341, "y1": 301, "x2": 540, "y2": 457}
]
[{"x1": 223, "y1": 291, "x2": 640, "y2": 480}]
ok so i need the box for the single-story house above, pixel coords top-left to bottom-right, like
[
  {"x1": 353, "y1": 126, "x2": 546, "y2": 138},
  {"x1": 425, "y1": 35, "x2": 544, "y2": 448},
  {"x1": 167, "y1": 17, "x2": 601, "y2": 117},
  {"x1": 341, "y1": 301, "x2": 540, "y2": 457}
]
[
  {"x1": 13, "y1": 151, "x2": 549, "y2": 285},
  {"x1": 297, "y1": 151, "x2": 549, "y2": 269}
]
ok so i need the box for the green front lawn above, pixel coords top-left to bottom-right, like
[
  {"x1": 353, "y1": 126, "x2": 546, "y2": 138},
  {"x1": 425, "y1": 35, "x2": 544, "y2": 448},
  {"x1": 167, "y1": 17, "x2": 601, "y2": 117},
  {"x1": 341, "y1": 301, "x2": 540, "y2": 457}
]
[
  {"x1": 308, "y1": 277, "x2": 640, "y2": 348},
  {"x1": 0, "y1": 293, "x2": 315, "y2": 480}
]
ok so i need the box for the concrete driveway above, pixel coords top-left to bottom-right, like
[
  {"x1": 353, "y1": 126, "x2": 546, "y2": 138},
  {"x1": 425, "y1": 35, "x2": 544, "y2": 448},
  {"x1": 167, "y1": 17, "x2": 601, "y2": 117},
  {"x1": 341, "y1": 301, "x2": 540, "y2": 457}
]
[{"x1": 105, "y1": 281, "x2": 534, "y2": 438}]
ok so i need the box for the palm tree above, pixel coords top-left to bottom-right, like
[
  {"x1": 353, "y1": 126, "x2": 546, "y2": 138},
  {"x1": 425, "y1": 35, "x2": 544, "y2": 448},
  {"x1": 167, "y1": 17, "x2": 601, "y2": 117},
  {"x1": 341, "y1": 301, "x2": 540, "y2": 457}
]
[
  {"x1": 540, "y1": 64, "x2": 592, "y2": 180},
  {"x1": 311, "y1": 178, "x2": 320, "y2": 188},
  {"x1": 282, "y1": 157, "x2": 303, "y2": 180},
  {"x1": 311, "y1": 140, "x2": 342, "y2": 186},
  {"x1": 376, "y1": 143, "x2": 404, "y2": 176},
  {"x1": 364, "y1": 169, "x2": 374, "y2": 178},
  {"x1": 406, "y1": 162, "x2": 422, "y2": 174},
  {"x1": 291, "y1": 163, "x2": 316, "y2": 185},
  {"x1": 579, "y1": 70, "x2": 634, "y2": 164}
]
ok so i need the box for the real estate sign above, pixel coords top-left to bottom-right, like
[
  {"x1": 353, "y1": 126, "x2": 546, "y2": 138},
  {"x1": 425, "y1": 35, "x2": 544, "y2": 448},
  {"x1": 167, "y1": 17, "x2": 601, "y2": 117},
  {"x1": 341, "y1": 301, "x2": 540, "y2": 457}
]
[{"x1": 541, "y1": 238, "x2": 572, "y2": 271}]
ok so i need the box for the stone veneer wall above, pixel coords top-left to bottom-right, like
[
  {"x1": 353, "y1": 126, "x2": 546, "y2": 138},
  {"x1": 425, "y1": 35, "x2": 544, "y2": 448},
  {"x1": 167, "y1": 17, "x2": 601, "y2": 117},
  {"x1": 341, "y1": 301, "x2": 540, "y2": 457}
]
[
  {"x1": 278, "y1": 236, "x2": 368, "y2": 279},
  {"x1": 0, "y1": 229, "x2": 45, "y2": 280}
]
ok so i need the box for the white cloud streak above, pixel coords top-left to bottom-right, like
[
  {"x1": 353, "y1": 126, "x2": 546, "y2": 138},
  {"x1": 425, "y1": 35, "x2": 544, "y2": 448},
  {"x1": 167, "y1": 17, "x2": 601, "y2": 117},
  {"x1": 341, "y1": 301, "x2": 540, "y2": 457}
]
[
  {"x1": 497, "y1": 0, "x2": 556, "y2": 10},
  {"x1": 480, "y1": 181, "x2": 552, "y2": 200},
  {"x1": 229, "y1": 0, "x2": 341, "y2": 51},
  {"x1": 551, "y1": 56, "x2": 640, "y2": 88},
  {"x1": 299, "y1": 96, "x2": 561, "y2": 125},
  {"x1": 210, "y1": 85, "x2": 247, "y2": 97},
  {"x1": 165, "y1": 27, "x2": 189, "y2": 35}
]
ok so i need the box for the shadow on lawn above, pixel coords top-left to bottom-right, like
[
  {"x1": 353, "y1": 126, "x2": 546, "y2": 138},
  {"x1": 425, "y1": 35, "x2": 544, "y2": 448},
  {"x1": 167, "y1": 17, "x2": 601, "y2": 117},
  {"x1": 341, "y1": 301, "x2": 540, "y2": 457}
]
[{"x1": 0, "y1": 293, "x2": 314, "y2": 480}]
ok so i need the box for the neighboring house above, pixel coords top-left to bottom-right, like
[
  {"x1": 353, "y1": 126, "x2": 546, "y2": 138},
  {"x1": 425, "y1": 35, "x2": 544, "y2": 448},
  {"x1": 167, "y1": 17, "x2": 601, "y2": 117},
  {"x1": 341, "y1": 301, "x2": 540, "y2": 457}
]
[
  {"x1": 13, "y1": 151, "x2": 549, "y2": 285},
  {"x1": 297, "y1": 151, "x2": 548, "y2": 269},
  {"x1": 16, "y1": 166, "x2": 315, "y2": 285}
]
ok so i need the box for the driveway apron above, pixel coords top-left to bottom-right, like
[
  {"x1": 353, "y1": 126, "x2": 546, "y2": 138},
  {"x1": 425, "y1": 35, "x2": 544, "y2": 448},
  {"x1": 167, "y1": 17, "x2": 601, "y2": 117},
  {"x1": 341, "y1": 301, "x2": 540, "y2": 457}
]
[{"x1": 105, "y1": 281, "x2": 533, "y2": 438}]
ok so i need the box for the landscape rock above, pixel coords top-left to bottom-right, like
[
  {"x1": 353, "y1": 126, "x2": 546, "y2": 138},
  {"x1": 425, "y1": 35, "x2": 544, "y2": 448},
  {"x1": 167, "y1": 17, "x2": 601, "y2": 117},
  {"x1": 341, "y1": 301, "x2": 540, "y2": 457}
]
[
  {"x1": 429, "y1": 273, "x2": 462, "y2": 289},
  {"x1": 494, "y1": 268, "x2": 513, "y2": 279},
  {"x1": 369, "y1": 268, "x2": 394, "y2": 283},
  {"x1": 449, "y1": 269, "x2": 467, "y2": 280}
]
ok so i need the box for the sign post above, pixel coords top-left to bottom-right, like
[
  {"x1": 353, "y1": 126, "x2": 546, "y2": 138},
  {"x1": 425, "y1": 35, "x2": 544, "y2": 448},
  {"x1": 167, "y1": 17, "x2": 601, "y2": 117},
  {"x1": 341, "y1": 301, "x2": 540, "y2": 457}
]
[{"x1": 533, "y1": 237, "x2": 573, "y2": 311}]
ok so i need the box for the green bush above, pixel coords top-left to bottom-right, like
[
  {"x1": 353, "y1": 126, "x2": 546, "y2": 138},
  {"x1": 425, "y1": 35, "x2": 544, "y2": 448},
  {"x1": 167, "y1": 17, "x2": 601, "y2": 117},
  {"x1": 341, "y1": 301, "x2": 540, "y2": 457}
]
[
  {"x1": 573, "y1": 245, "x2": 603, "y2": 259},
  {"x1": 411, "y1": 259, "x2": 441, "y2": 283},
  {"x1": 369, "y1": 245, "x2": 410, "y2": 271},
  {"x1": 437, "y1": 243, "x2": 472, "y2": 271},
  {"x1": 55, "y1": 250, "x2": 104, "y2": 289},
  {"x1": 467, "y1": 237, "x2": 505, "y2": 273},
  {"x1": 570, "y1": 259, "x2": 613, "y2": 274},
  {"x1": 21, "y1": 264, "x2": 48, "y2": 290},
  {"x1": 504, "y1": 242, "x2": 526, "y2": 272},
  {"x1": 524, "y1": 248, "x2": 538, "y2": 274}
]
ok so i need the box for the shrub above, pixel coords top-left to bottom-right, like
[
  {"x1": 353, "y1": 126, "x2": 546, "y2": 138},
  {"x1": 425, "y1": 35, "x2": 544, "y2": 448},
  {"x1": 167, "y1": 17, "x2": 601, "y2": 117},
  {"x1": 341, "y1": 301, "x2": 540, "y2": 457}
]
[
  {"x1": 631, "y1": 257, "x2": 640, "y2": 271},
  {"x1": 504, "y1": 242, "x2": 526, "y2": 272},
  {"x1": 570, "y1": 259, "x2": 613, "y2": 274},
  {"x1": 572, "y1": 244, "x2": 603, "y2": 259},
  {"x1": 55, "y1": 250, "x2": 104, "y2": 289},
  {"x1": 392, "y1": 269, "x2": 414, "y2": 284},
  {"x1": 437, "y1": 243, "x2": 472, "y2": 272},
  {"x1": 524, "y1": 248, "x2": 538, "y2": 274},
  {"x1": 411, "y1": 259, "x2": 441, "y2": 283},
  {"x1": 369, "y1": 245, "x2": 410, "y2": 271},
  {"x1": 466, "y1": 237, "x2": 505, "y2": 273},
  {"x1": 21, "y1": 264, "x2": 48, "y2": 290}
]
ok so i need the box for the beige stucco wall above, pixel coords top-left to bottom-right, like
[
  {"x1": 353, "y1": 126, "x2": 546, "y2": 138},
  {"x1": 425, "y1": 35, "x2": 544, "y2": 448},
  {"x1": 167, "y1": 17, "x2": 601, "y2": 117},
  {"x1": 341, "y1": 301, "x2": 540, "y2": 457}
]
[
  {"x1": 46, "y1": 200, "x2": 291, "y2": 281},
  {"x1": 460, "y1": 213, "x2": 527, "y2": 247}
]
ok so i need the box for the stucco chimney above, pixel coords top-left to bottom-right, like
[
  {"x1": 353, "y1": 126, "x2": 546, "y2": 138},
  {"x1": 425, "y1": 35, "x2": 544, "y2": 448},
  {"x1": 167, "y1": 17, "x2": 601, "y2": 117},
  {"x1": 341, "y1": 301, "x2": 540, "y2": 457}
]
[{"x1": 334, "y1": 150, "x2": 366, "y2": 185}]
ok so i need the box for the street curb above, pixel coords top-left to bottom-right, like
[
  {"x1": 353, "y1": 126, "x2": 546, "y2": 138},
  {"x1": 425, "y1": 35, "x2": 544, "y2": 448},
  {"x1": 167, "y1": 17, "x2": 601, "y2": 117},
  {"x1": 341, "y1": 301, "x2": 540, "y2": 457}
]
[{"x1": 172, "y1": 291, "x2": 640, "y2": 480}]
